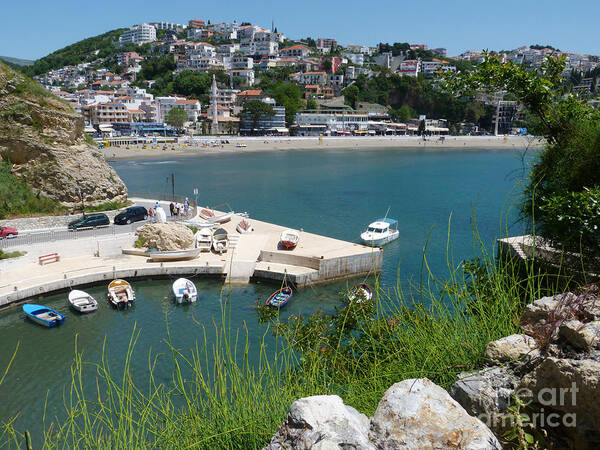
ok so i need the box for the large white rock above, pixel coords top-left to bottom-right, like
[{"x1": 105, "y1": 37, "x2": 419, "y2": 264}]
[
  {"x1": 559, "y1": 320, "x2": 600, "y2": 351},
  {"x1": 485, "y1": 334, "x2": 538, "y2": 364},
  {"x1": 135, "y1": 222, "x2": 194, "y2": 251},
  {"x1": 263, "y1": 395, "x2": 373, "y2": 450},
  {"x1": 369, "y1": 378, "x2": 501, "y2": 449}
]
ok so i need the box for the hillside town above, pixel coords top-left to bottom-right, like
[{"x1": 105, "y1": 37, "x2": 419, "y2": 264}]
[{"x1": 30, "y1": 19, "x2": 600, "y2": 138}]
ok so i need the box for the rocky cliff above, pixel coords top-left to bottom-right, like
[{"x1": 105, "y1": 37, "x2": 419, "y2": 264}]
[{"x1": 0, "y1": 62, "x2": 127, "y2": 207}]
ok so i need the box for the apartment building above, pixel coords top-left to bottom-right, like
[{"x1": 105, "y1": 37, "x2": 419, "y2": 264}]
[
  {"x1": 280, "y1": 45, "x2": 311, "y2": 58},
  {"x1": 240, "y1": 98, "x2": 286, "y2": 135},
  {"x1": 119, "y1": 24, "x2": 156, "y2": 45},
  {"x1": 117, "y1": 52, "x2": 143, "y2": 66},
  {"x1": 156, "y1": 97, "x2": 201, "y2": 123},
  {"x1": 150, "y1": 22, "x2": 186, "y2": 32},
  {"x1": 317, "y1": 38, "x2": 338, "y2": 51},
  {"x1": 85, "y1": 102, "x2": 131, "y2": 124},
  {"x1": 342, "y1": 52, "x2": 364, "y2": 66},
  {"x1": 188, "y1": 19, "x2": 206, "y2": 29},
  {"x1": 398, "y1": 59, "x2": 421, "y2": 76},
  {"x1": 292, "y1": 71, "x2": 327, "y2": 85}
]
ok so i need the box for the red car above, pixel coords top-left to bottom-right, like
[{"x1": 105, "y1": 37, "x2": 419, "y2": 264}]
[{"x1": 0, "y1": 226, "x2": 18, "y2": 239}]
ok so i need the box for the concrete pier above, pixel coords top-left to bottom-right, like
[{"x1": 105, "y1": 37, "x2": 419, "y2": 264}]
[{"x1": 0, "y1": 214, "x2": 382, "y2": 308}]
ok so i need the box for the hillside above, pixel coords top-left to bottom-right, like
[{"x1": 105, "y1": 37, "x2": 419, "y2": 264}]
[
  {"x1": 0, "y1": 56, "x2": 34, "y2": 66},
  {"x1": 0, "y1": 61, "x2": 127, "y2": 213},
  {"x1": 22, "y1": 28, "x2": 126, "y2": 77}
]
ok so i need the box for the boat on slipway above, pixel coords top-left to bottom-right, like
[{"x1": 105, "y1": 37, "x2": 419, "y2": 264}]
[
  {"x1": 199, "y1": 203, "x2": 234, "y2": 224},
  {"x1": 194, "y1": 227, "x2": 213, "y2": 252},
  {"x1": 67, "y1": 290, "x2": 98, "y2": 313},
  {"x1": 148, "y1": 248, "x2": 202, "y2": 262},
  {"x1": 172, "y1": 278, "x2": 198, "y2": 304},
  {"x1": 212, "y1": 228, "x2": 229, "y2": 254},
  {"x1": 280, "y1": 229, "x2": 299, "y2": 249},
  {"x1": 236, "y1": 219, "x2": 253, "y2": 234},
  {"x1": 23, "y1": 304, "x2": 66, "y2": 327}
]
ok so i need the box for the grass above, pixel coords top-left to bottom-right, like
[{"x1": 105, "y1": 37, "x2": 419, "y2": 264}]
[
  {"x1": 0, "y1": 229, "x2": 572, "y2": 448},
  {"x1": 0, "y1": 160, "x2": 67, "y2": 219},
  {"x1": 0, "y1": 249, "x2": 26, "y2": 260}
]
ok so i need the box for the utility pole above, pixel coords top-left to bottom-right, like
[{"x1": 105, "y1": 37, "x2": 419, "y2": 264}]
[{"x1": 171, "y1": 173, "x2": 175, "y2": 201}]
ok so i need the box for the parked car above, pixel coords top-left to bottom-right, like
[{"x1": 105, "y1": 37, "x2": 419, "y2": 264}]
[
  {"x1": 68, "y1": 213, "x2": 110, "y2": 231},
  {"x1": 114, "y1": 206, "x2": 148, "y2": 225},
  {"x1": 0, "y1": 226, "x2": 18, "y2": 239}
]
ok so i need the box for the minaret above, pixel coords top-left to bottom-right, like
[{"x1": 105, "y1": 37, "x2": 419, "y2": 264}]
[{"x1": 210, "y1": 74, "x2": 218, "y2": 134}]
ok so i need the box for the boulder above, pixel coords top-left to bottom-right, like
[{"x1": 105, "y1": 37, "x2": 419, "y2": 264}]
[
  {"x1": 135, "y1": 223, "x2": 194, "y2": 251},
  {"x1": 520, "y1": 357, "x2": 600, "y2": 445},
  {"x1": 485, "y1": 334, "x2": 538, "y2": 364},
  {"x1": 263, "y1": 395, "x2": 373, "y2": 450},
  {"x1": 520, "y1": 293, "x2": 576, "y2": 337},
  {"x1": 450, "y1": 366, "x2": 519, "y2": 435},
  {"x1": 559, "y1": 320, "x2": 600, "y2": 351},
  {"x1": 369, "y1": 378, "x2": 501, "y2": 449}
]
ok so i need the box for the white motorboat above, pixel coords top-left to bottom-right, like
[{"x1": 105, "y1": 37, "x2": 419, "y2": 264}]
[
  {"x1": 107, "y1": 279, "x2": 135, "y2": 309},
  {"x1": 212, "y1": 228, "x2": 229, "y2": 254},
  {"x1": 236, "y1": 219, "x2": 253, "y2": 234},
  {"x1": 360, "y1": 218, "x2": 399, "y2": 246},
  {"x1": 67, "y1": 290, "x2": 98, "y2": 313},
  {"x1": 172, "y1": 278, "x2": 198, "y2": 303},
  {"x1": 148, "y1": 248, "x2": 202, "y2": 262},
  {"x1": 194, "y1": 227, "x2": 213, "y2": 252}
]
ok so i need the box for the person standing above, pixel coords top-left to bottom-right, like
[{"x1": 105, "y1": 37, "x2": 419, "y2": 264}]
[
  {"x1": 169, "y1": 202, "x2": 175, "y2": 217},
  {"x1": 184, "y1": 197, "x2": 190, "y2": 213}
]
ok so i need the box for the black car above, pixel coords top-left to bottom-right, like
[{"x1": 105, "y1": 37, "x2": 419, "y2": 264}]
[
  {"x1": 68, "y1": 213, "x2": 110, "y2": 230},
  {"x1": 114, "y1": 206, "x2": 148, "y2": 225}
]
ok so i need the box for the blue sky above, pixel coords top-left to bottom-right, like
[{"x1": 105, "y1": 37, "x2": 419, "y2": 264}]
[{"x1": 2, "y1": 0, "x2": 598, "y2": 60}]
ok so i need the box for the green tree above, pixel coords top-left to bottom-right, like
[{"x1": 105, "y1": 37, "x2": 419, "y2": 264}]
[
  {"x1": 306, "y1": 97, "x2": 318, "y2": 110},
  {"x1": 165, "y1": 107, "x2": 188, "y2": 128},
  {"x1": 417, "y1": 119, "x2": 426, "y2": 135},
  {"x1": 390, "y1": 104, "x2": 414, "y2": 122},
  {"x1": 342, "y1": 84, "x2": 359, "y2": 109},
  {"x1": 242, "y1": 100, "x2": 275, "y2": 132},
  {"x1": 264, "y1": 82, "x2": 303, "y2": 126}
]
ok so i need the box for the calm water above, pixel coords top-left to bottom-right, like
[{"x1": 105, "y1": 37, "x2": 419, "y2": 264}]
[{"x1": 0, "y1": 147, "x2": 533, "y2": 437}]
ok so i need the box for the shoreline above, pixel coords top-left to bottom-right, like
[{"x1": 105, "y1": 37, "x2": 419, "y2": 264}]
[{"x1": 99, "y1": 135, "x2": 544, "y2": 161}]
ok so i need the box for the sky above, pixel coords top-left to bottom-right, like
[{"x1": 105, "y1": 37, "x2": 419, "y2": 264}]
[{"x1": 2, "y1": 0, "x2": 599, "y2": 60}]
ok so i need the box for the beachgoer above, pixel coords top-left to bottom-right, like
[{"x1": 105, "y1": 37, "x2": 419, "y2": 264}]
[
  {"x1": 148, "y1": 208, "x2": 154, "y2": 222},
  {"x1": 169, "y1": 202, "x2": 175, "y2": 216},
  {"x1": 154, "y1": 201, "x2": 160, "y2": 210},
  {"x1": 184, "y1": 197, "x2": 190, "y2": 213},
  {"x1": 179, "y1": 203, "x2": 185, "y2": 216}
]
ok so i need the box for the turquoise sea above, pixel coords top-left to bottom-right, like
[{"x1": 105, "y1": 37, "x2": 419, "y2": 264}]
[{"x1": 0, "y1": 147, "x2": 533, "y2": 438}]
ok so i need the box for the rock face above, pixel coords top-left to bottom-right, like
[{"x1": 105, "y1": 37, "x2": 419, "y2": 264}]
[
  {"x1": 452, "y1": 290, "x2": 600, "y2": 448},
  {"x1": 370, "y1": 378, "x2": 501, "y2": 449},
  {"x1": 0, "y1": 62, "x2": 127, "y2": 207},
  {"x1": 264, "y1": 395, "x2": 374, "y2": 450},
  {"x1": 265, "y1": 379, "x2": 500, "y2": 450},
  {"x1": 136, "y1": 223, "x2": 194, "y2": 251}
]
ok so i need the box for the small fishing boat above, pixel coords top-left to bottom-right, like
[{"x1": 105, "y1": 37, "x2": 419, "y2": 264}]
[
  {"x1": 360, "y1": 218, "x2": 399, "y2": 246},
  {"x1": 23, "y1": 304, "x2": 65, "y2": 327},
  {"x1": 265, "y1": 287, "x2": 293, "y2": 308},
  {"x1": 199, "y1": 204, "x2": 234, "y2": 223},
  {"x1": 212, "y1": 228, "x2": 229, "y2": 254},
  {"x1": 67, "y1": 290, "x2": 98, "y2": 313},
  {"x1": 148, "y1": 248, "x2": 202, "y2": 262},
  {"x1": 348, "y1": 283, "x2": 373, "y2": 303},
  {"x1": 172, "y1": 278, "x2": 198, "y2": 303},
  {"x1": 280, "y1": 229, "x2": 300, "y2": 250},
  {"x1": 107, "y1": 279, "x2": 135, "y2": 309},
  {"x1": 194, "y1": 227, "x2": 213, "y2": 252},
  {"x1": 236, "y1": 219, "x2": 253, "y2": 234}
]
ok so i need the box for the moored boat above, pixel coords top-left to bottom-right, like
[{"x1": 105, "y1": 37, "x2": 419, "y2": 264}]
[
  {"x1": 172, "y1": 278, "x2": 198, "y2": 303},
  {"x1": 107, "y1": 279, "x2": 135, "y2": 309},
  {"x1": 280, "y1": 229, "x2": 299, "y2": 249},
  {"x1": 212, "y1": 228, "x2": 229, "y2": 254},
  {"x1": 199, "y1": 204, "x2": 234, "y2": 223},
  {"x1": 360, "y1": 218, "x2": 399, "y2": 246},
  {"x1": 23, "y1": 304, "x2": 65, "y2": 327},
  {"x1": 236, "y1": 219, "x2": 253, "y2": 234},
  {"x1": 67, "y1": 290, "x2": 98, "y2": 313},
  {"x1": 348, "y1": 283, "x2": 373, "y2": 303},
  {"x1": 194, "y1": 227, "x2": 213, "y2": 252},
  {"x1": 265, "y1": 287, "x2": 293, "y2": 308},
  {"x1": 148, "y1": 248, "x2": 202, "y2": 262}
]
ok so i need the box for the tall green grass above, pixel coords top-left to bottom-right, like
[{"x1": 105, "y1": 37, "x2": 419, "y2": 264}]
[{"x1": 0, "y1": 232, "x2": 571, "y2": 449}]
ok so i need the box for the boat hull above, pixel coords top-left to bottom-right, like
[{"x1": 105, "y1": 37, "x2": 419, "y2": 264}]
[
  {"x1": 23, "y1": 304, "x2": 65, "y2": 327},
  {"x1": 266, "y1": 287, "x2": 293, "y2": 308},
  {"x1": 172, "y1": 278, "x2": 198, "y2": 304},
  {"x1": 68, "y1": 290, "x2": 98, "y2": 313},
  {"x1": 148, "y1": 248, "x2": 202, "y2": 262},
  {"x1": 360, "y1": 230, "x2": 399, "y2": 246}
]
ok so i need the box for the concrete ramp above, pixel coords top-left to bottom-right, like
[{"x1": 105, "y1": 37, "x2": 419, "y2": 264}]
[{"x1": 225, "y1": 259, "x2": 257, "y2": 284}]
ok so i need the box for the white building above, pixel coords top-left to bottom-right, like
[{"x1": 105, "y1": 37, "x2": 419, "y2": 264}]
[
  {"x1": 119, "y1": 24, "x2": 157, "y2": 46},
  {"x1": 295, "y1": 111, "x2": 369, "y2": 133},
  {"x1": 398, "y1": 59, "x2": 421, "y2": 76},
  {"x1": 346, "y1": 44, "x2": 376, "y2": 55},
  {"x1": 255, "y1": 41, "x2": 279, "y2": 56},
  {"x1": 150, "y1": 22, "x2": 186, "y2": 32},
  {"x1": 342, "y1": 52, "x2": 364, "y2": 66},
  {"x1": 223, "y1": 55, "x2": 254, "y2": 71}
]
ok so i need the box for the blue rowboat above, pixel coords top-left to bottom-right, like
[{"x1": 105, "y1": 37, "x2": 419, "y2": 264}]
[
  {"x1": 266, "y1": 287, "x2": 293, "y2": 308},
  {"x1": 23, "y1": 304, "x2": 65, "y2": 327}
]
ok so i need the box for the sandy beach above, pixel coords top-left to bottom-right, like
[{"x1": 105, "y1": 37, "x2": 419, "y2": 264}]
[{"x1": 99, "y1": 135, "x2": 544, "y2": 160}]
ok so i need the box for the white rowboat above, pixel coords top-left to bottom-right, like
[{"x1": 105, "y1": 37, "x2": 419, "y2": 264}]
[
  {"x1": 172, "y1": 278, "x2": 198, "y2": 303},
  {"x1": 67, "y1": 290, "x2": 98, "y2": 313}
]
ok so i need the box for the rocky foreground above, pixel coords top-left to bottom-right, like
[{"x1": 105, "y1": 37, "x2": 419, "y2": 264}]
[
  {"x1": 264, "y1": 290, "x2": 600, "y2": 449},
  {"x1": 0, "y1": 62, "x2": 127, "y2": 207}
]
